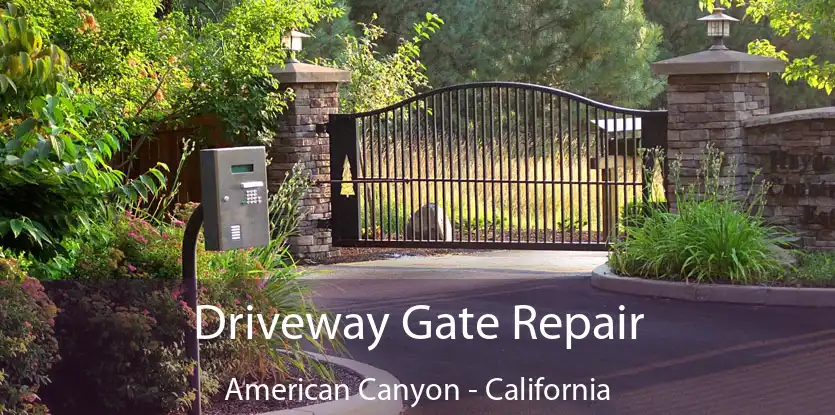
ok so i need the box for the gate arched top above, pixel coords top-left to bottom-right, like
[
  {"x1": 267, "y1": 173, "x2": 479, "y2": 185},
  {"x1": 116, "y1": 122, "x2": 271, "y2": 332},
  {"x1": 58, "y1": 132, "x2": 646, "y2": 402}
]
[{"x1": 345, "y1": 81, "x2": 666, "y2": 118}]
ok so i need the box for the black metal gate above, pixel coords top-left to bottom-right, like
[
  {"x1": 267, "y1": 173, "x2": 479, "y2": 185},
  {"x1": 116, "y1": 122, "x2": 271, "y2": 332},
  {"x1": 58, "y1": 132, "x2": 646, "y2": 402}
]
[{"x1": 328, "y1": 82, "x2": 667, "y2": 250}]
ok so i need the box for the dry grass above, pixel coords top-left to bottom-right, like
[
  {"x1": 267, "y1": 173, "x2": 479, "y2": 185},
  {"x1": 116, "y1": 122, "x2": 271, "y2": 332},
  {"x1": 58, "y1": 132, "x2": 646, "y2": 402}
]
[
  {"x1": 350, "y1": 141, "x2": 663, "y2": 240},
  {"x1": 336, "y1": 87, "x2": 668, "y2": 241}
]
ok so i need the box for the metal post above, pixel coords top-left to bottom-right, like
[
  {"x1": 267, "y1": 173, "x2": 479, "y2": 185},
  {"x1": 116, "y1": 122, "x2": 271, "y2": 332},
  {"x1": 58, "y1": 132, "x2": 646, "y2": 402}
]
[
  {"x1": 328, "y1": 114, "x2": 360, "y2": 246},
  {"x1": 182, "y1": 204, "x2": 204, "y2": 415}
]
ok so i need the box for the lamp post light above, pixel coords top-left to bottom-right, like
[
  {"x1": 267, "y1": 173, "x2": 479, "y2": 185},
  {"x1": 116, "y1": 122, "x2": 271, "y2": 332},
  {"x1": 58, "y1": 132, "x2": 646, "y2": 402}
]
[
  {"x1": 698, "y1": 7, "x2": 739, "y2": 51},
  {"x1": 281, "y1": 30, "x2": 311, "y2": 63}
]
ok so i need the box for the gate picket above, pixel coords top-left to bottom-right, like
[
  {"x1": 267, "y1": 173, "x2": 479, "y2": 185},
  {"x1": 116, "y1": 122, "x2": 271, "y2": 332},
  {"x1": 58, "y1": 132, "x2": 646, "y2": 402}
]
[{"x1": 329, "y1": 82, "x2": 667, "y2": 250}]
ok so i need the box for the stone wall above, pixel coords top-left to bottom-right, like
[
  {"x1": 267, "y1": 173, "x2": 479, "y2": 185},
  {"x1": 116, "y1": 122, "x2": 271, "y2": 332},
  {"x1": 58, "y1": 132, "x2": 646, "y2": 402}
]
[
  {"x1": 745, "y1": 108, "x2": 835, "y2": 250},
  {"x1": 268, "y1": 82, "x2": 341, "y2": 261},
  {"x1": 665, "y1": 73, "x2": 770, "y2": 208}
]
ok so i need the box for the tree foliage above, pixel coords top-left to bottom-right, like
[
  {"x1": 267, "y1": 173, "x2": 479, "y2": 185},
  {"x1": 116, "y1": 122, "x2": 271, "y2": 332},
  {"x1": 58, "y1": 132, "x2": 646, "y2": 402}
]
[
  {"x1": 346, "y1": 0, "x2": 664, "y2": 108},
  {"x1": 644, "y1": 0, "x2": 835, "y2": 111},
  {"x1": 0, "y1": 3, "x2": 71, "y2": 112},
  {"x1": 301, "y1": 1, "x2": 356, "y2": 65},
  {"x1": 704, "y1": 0, "x2": 835, "y2": 94},
  {"x1": 0, "y1": 0, "x2": 345, "y2": 265},
  {"x1": 0, "y1": 0, "x2": 341, "y2": 261},
  {"x1": 0, "y1": 4, "x2": 167, "y2": 260},
  {"x1": 19, "y1": 0, "x2": 340, "y2": 145},
  {"x1": 317, "y1": 12, "x2": 443, "y2": 113}
]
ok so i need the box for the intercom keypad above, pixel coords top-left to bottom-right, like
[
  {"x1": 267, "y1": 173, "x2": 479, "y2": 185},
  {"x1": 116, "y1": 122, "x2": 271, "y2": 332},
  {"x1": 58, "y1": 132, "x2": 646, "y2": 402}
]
[{"x1": 200, "y1": 147, "x2": 270, "y2": 251}]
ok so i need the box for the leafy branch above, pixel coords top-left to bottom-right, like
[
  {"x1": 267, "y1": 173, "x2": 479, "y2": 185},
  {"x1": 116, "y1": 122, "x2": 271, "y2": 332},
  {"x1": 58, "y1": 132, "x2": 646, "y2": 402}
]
[{"x1": 703, "y1": 0, "x2": 835, "y2": 94}]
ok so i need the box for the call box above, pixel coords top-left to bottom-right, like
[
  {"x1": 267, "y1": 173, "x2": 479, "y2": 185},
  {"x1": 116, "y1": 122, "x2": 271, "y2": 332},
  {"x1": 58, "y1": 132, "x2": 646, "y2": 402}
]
[{"x1": 200, "y1": 147, "x2": 270, "y2": 251}]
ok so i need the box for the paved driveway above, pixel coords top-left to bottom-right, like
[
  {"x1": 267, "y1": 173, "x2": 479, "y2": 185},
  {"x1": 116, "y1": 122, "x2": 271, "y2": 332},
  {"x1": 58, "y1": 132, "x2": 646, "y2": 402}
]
[{"x1": 305, "y1": 251, "x2": 835, "y2": 415}]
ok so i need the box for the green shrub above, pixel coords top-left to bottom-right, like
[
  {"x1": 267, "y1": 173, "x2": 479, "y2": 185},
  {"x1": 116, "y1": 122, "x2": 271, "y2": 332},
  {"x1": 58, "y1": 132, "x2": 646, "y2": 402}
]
[
  {"x1": 44, "y1": 244, "x2": 324, "y2": 414},
  {"x1": 0, "y1": 6, "x2": 167, "y2": 260},
  {"x1": 21, "y1": 0, "x2": 339, "y2": 146},
  {"x1": 0, "y1": 257, "x2": 60, "y2": 415},
  {"x1": 43, "y1": 274, "x2": 304, "y2": 415},
  {"x1": 620, "y1": 200, "x2": 668, "y2": 230},
  {"x1": 609, "y1": 146, "x2": 787, "y2": 283}
]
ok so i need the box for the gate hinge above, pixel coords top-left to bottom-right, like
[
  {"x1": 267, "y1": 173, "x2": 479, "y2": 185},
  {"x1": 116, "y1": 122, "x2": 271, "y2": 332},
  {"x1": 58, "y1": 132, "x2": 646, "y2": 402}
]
[
  {"x1": 316, "y1": 218, "x2": 331, "y2": 229},
  {"x1": 315, "y1": 123, "x2": 328, "y2": 134}
]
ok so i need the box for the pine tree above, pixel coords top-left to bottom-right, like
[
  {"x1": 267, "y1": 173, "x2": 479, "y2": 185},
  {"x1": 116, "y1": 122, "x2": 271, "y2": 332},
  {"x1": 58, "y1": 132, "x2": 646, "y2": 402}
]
[{"x1": 347, "y1": 0, "x2": 665, "y2": 108}]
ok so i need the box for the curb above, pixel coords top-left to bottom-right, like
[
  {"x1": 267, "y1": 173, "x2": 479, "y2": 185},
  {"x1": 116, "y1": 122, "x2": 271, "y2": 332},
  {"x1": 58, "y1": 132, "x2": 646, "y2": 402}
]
[
  {"x1": 591, "y1": 263, "x2": 835, "y2": 308},
  {"x1": 258, "y1": 352, "x2": 404, "y2": 415}
]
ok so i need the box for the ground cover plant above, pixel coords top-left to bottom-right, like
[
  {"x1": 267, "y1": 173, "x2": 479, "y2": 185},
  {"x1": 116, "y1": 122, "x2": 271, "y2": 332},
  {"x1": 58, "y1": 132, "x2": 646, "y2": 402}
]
[{"x1": 783, "y1": 251, "x2": 835, "y2": 288}]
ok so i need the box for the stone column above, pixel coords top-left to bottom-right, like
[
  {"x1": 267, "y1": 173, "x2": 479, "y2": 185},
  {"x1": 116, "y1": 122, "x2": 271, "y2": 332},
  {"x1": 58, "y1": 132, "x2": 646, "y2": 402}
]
[
  {"x1": 650, "y1": 50, "x2": 784, "y2": 208},
  {"x1": 269, "y1": 62, "x2": 350, "y2": 262}
]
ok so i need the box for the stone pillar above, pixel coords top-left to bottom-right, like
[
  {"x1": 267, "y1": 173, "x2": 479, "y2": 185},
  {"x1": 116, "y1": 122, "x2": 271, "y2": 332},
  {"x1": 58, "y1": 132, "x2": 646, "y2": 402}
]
[
  {"x1": 650, "y1": 50, "x2": 784, "y2": 208},
  {"x1": 269, "y1": 62, "x2": 350, "y2": 262}
]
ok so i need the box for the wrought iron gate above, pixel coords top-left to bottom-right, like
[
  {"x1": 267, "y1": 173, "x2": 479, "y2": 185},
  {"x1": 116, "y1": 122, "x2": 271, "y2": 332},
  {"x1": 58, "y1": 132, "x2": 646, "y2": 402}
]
[{"x1": 328, "y1": 82, "x2": 667, "y2": 250}]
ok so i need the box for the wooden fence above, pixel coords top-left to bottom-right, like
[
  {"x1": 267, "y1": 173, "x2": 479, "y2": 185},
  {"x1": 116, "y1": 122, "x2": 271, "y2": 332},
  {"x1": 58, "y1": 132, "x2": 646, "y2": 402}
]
[{"x1": 113, "y1": 115, "x2": 232, "y2": 204}]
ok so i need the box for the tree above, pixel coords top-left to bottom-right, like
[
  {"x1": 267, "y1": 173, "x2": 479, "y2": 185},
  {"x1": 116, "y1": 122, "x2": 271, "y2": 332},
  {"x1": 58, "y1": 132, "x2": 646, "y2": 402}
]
[
  {"x1": 303, "y1": 1, "x2": 357, "y2": 63},
  {"x1": 314, "y1": 12, "x2": 443, "y2": 113},
  {"x1": 347, "y1": 0, "x2": 664, "y2": 108},
  {"x1": 704, "y1": 0, "x2": 835, "y2": 94}
]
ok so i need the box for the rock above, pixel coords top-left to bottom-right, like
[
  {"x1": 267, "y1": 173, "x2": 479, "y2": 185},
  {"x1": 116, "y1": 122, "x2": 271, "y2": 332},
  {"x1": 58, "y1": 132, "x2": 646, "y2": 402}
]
[
  {"x1": 405, "y1": 203, "x2": 454, "y2": 241},
  {"x1": 767, "y1": 243, "x2": 798, "y2": 267}
]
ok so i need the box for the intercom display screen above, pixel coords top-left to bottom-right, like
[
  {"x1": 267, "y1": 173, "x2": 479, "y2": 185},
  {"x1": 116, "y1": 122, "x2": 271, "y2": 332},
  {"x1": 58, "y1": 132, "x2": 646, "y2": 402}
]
[{"x1": 231, "y1": 164, "x2": 255, "y2": 174}]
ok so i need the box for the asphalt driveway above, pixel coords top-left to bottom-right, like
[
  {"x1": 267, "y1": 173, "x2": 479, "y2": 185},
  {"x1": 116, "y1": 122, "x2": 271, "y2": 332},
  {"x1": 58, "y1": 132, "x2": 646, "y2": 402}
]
[{"x1": 304, "y1": 251, "x2": 835, "y2": 415}]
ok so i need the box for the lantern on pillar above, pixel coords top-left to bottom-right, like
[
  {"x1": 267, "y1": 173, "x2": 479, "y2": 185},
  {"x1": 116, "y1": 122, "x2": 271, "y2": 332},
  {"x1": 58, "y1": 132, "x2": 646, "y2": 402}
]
[
  {"x1": 281, "y1": 30, "x2": 311, "y2": 63},
  {"x1": 698, "y1": 7, "x2": 739, "y2": 51}
]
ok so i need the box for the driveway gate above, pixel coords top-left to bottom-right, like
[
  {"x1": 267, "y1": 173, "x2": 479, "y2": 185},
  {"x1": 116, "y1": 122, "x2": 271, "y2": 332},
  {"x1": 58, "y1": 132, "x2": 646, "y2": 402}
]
[{"x1": 327, "y1": 82, "x2": 667, "y2": 250}]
